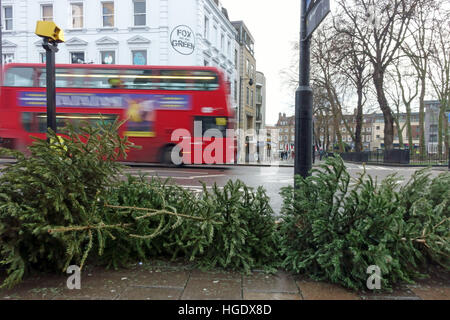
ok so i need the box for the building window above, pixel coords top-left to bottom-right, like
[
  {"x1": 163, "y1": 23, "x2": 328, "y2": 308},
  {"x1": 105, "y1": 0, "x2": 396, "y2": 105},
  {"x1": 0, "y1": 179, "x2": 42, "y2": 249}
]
[
  {"x1": 246, "y1": 87, "x2": 249, "y2": 105},
  {"x1": 246, "y1": 59, "x2": 250, "y2": 75},
  {"x1": 132, "y1": 50, "x2": 147, "y2": 65},
  {"x1": 40, "y1": 52, "x2": 46, "y2": 63},
  {"x1": 234, "y1": 49, "x2": 238, "y2": 67},
  {"x1": 101, "y1": 51, "x2": 116, "y2": 64},
  {"x1": 2, "y1": 53, "x2": 14, "y2": 63},
  {"x1": 133, "y1": 0, "x2": 146, "y2": 26},
  {"x1": 71, "y1": 3, "x2": 84, "y2": 28},
  {"x1": 220, "y1": 34, "x2": 224, "y2": 52},
  {"x1": 204, "y1": 16, "x2": 209, "y2": 40},
  {"x1": 71, "y1": 52, "x2": 85, "y2": 64},
  {"x1": 102, "y1": 2, "x2": 114, "y2": 27},
  {"x1": 3, "y1": 6, "x2": 13, "y2": 30},
  {"x1": 234, "y1": 80, "x2": 237, "y2": 102},
  {"x1": 251, "y1": 90, "x2": 254, "y2": 107},
  {"x1": 213, "y1": 26, "x2": 218, "y2": 46},
  {"x1": 41, "y1": 4, "x2": 53, "y2": 21},
  {"x1": 227, "y1": 39, "x2": 231, "y2": 57}
]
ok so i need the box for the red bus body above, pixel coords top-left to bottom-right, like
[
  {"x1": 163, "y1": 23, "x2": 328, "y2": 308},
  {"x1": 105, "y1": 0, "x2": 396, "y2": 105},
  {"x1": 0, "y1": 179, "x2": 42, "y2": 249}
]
[{"x1": 0, "y1": 63, "x2": 236, "y2": 164}]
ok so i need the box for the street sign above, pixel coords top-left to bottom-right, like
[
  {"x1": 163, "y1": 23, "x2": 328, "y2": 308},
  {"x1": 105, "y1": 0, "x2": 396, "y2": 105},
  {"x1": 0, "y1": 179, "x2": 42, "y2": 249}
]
[{"x1": 306, "y1": 0, "x2": 331, "y2": 39}]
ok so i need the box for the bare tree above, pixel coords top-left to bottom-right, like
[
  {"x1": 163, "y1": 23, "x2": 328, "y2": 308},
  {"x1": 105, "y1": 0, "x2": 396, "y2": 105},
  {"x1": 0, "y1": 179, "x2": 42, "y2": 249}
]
[
  {"x1": 310, "y1": 27, "x2": 348, "y2": 152},
  {"x1": 332, "y1": 21, "x2": 372, "y2": 152},
  {"x1": 394, "y1": 63, "x2": 419, "y2": 154},
  {"x1": 427, "y1": 5, "x2": 450, "y2": 156},
  {"x1": 335, "y1": 0, "x2": 420, "y2": 151},
  {"x1": 401, "y1": 0, "x2": 441, "y2": 156}
]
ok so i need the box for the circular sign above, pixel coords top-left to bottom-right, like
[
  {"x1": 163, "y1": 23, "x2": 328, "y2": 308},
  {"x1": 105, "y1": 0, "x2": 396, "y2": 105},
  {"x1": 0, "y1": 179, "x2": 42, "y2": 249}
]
[{"x1": 170, "y1": 25, "x2": 195, "y2": 55}]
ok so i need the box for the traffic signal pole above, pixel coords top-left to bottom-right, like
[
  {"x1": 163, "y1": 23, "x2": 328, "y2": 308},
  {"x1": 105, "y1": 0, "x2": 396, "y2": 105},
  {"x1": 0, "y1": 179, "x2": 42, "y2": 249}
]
[
  {"x1": 42, "y1": 38, "x2": 59, "y2": 135},
  {"x1": 294, "y1": 0, "x2": 313, "y2": 181}
]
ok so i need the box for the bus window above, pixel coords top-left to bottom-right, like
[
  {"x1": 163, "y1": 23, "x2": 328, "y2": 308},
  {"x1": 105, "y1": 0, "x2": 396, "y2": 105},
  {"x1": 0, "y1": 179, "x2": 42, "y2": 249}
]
[
  {"x1": 37, "y1": 68, "x2": 72, "y2": 88},
  {"x1": 194, "y1": 116, "x2": 227, "y2": 137},
  {"x1": 119, "y1": 69, "x2": 220, "y2": 91},
  {"x1": 72, "y1": 68, "x2": 90, "y2": 88},
  {"x1": 121, "y1": 69, "x2": 155, "y2": 89},
  {"x1": 21, "y1": 112, "x2": 119, "y2": 133},
  {"x1": 87, "y1": 68, "x2": 122, "y2": 88},
  {"x1": 4, "y1": 67, "x2": 34, "y2": 87}
]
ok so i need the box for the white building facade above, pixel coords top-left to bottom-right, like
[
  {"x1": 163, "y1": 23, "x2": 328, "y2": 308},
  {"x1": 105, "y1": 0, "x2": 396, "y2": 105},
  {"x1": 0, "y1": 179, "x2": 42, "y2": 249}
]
[{"x1": 1, "y1": 0, "x2": 238, "y2": 109}]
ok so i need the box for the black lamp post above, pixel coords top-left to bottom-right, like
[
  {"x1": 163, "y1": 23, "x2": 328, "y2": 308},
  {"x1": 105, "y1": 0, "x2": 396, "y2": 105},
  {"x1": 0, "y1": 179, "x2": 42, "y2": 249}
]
[{"x1": 294, "y1": 0, "x2": 313, "y2": 180}]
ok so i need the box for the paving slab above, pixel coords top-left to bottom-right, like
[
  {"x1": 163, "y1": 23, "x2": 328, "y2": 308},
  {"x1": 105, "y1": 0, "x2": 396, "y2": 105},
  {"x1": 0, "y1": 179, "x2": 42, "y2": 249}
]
[
  {"x1": 57, "y1": 271, "x2": 127, "y2": 299},
  {"x1": 181, "y1": 278, "x2": 241, "y2": 300},
  {"x1": 117, "y1": 286, "x2": 182, "y2": 300},
  {"x1": 243, "y1": 292, "x2": 302, "y2": 300},
  {"x1": 243, "y1": 271, "x2": 298, "y2": 294},
  {"x1": 189, "y1": 269, "x2": 242, "y2": 281},
  {"x1": 409, "y1": 287, "x2": 450, "y2": 300},
  {"x1": 118, "y1": 268, "x2": 190, "y2": 288},
  {"x1": 296, "y1": 280, "x2": 360, "y2": 300},
  {"x1": 360, "y1": 285, "x2": 421, "y2": 300},
  {"x1": 0, "y1": 274, "x2": 66, "y2": 300}
]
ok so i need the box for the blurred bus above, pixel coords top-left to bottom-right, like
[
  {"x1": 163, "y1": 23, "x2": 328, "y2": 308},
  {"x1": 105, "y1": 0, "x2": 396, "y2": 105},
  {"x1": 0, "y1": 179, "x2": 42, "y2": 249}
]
[{"x1": 0, "y1": 63, "x2": 235, "y2": 165}]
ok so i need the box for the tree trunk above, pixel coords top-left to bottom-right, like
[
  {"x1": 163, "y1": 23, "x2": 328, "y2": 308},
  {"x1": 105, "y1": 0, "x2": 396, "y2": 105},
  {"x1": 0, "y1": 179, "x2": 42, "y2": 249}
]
[
  {"x1": 355, "y1": 85, "x2": 363, "y2": 152},
  {"x1": 405, "y1": 104, "x2": 414, "y2": 155},
  {"x1": 418, "y1": 78, "x2": 426, "y2": 157},
  {"x1": 373, "y1": 69, "x2": 394, "y2": 151},
  {"x1": 395, "y1": 118, "x2": 404, "y2": 148}
]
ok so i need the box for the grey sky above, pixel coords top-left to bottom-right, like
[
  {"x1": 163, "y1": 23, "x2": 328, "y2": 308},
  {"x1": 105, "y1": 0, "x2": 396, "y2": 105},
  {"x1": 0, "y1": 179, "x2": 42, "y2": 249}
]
[{"x1": 222, "y1": 0, "x2": 301, "y2": 125}]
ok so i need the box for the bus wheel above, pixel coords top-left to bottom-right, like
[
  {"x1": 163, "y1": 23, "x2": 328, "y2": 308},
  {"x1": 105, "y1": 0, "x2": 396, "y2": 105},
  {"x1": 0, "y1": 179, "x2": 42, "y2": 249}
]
[{"x1": 161, "y1": 144, "x2": 183, "y2": 167}]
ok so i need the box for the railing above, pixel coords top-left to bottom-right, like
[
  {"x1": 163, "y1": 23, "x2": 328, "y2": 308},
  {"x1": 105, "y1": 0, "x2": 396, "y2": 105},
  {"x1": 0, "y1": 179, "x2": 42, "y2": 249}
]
[{"x1": 335, "y1": 149, "x2": 449, "y2": 166}]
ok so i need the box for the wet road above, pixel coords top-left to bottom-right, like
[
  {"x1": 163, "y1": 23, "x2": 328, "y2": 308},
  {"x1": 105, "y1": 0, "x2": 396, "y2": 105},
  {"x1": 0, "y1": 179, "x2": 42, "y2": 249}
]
[
  {"x1": 0, "y1": 158, "x2": 446, "y2": 215},
  {"x1": 122, "y1": 163, "x2": 446, "y2": 215}
]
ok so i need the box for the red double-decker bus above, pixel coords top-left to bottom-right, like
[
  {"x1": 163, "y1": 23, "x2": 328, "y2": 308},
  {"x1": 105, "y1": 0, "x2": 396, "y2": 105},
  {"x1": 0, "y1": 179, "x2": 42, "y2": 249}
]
[{"x1": 0, "y1": 63, "x2": 235, "y2": 165}]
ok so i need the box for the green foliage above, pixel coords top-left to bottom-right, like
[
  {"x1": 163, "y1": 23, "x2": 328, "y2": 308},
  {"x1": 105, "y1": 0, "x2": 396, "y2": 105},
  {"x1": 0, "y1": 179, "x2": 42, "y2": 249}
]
[
  {"x1": 0, "y1": 123, "x2": 279, "y2": 288},
  {"x1": 279, "y1": 156, "x2": 450, "y2": 291},
  {"x1": 101, "y1": 177, "x2": 280, "y2": 273},
  {"x1": 195, "y1": 180, "x2": 280, "y2": 273},
  {"x1": 98, "y1": 175, "x2": 219, "y2": 269},
  {"x1": 0, "y1": 120, "x2": 134, "y2": 288}
]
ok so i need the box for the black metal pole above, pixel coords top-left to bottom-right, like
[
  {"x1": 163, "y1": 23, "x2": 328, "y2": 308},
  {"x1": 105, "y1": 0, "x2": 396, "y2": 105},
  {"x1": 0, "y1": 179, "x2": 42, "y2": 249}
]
[
  {"x1": 295, "y1": 0, "x2": 313, "y2": 181},
  {"x1": 42, "y1": 38, "x2": 58, "y2": 137}
]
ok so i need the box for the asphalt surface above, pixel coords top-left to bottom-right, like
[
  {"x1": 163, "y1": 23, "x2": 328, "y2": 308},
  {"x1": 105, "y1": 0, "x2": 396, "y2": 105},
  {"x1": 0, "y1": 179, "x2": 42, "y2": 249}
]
[
  {"x1": 0, "y1": 158, "x2": 446, "y2": 215},
  {"x1": 121, "y1": 162, "x2": 446, "y2": 215}
]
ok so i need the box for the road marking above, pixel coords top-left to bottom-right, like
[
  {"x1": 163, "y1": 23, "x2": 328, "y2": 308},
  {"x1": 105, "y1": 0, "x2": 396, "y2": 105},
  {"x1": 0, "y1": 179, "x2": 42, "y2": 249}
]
[{"x1": 128, "y1": 173, "x2": 225, "y2": 180}]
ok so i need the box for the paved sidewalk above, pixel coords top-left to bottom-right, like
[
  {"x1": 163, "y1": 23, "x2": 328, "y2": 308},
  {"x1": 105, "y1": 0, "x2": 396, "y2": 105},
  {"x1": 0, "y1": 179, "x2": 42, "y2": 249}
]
[{"x1": 1, "y1": 261, "x2": 449, "y2": 300}]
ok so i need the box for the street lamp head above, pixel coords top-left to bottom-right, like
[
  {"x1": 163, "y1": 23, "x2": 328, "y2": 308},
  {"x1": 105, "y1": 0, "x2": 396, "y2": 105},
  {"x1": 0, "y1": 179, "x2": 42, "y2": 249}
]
[{"x1": 248, "y1": 78, "x2": 254, "y2": 86}]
